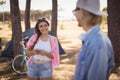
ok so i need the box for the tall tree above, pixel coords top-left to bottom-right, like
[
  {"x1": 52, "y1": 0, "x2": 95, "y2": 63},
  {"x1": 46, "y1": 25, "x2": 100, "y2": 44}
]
[
  {"x1": 51, "y1": 0, "x2": 58, "y2": 37},
  {"x1": 25, "y1": 0, "x2": 31, "y2": 30},
  {"x1": 10, "y1": 0, "x2": 22, "y2": 56},
  {"x1": 108, "y1": 0, "x2": 120, "y2": 67}
]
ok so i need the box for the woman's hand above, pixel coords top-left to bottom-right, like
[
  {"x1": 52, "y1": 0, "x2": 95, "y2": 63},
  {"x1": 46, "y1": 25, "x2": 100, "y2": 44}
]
[
  {"x1": 34, "y1": 49, "x2": 47, "y2": 55},
  {"x1": 34, "y1": 49, "x2": 41, "y2": 55},
  {"x1": 34, "y1": 49, "x2": 54, "y2": 59},
  {"x1": 39, "y1": 50, "x2": 54, "y2": 59}
]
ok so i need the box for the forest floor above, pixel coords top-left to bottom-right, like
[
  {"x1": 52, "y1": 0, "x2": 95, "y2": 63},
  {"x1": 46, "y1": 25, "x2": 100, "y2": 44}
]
[{"x1": 0, "y1": 20, "x2": 120, "y2": 80}]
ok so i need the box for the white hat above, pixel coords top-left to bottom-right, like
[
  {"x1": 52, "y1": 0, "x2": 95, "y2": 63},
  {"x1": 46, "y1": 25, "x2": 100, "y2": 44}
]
[{"x1": 76, "y1": 0, "x2": 108, "y2": 16}]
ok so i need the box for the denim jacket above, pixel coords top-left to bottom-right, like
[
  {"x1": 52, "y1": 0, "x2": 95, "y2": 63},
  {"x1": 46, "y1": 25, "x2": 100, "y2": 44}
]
[{"x1": 74, "y1": 24, "x2": 114, "y2": 80}]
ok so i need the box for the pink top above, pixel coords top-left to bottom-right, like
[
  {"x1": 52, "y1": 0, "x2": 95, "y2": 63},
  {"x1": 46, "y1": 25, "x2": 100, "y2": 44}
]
[{"x1": 26, "y1": 34, "x2": 60, "y2": 69}]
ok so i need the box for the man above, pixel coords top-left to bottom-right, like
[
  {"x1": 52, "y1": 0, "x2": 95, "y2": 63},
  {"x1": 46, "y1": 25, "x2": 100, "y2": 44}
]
[{"x1": 73, "y1": 0, "x2": 114, "y2": 80}]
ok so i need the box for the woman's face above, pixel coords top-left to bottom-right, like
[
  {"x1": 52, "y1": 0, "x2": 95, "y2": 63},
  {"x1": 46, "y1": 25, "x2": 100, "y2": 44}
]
[{"x1": 38, "y1": 21, "x2": 49, "y2": 35}]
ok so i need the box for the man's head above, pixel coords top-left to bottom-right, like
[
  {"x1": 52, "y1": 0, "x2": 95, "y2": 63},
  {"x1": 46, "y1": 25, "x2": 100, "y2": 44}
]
[
  {"x1": 75, "y1": 0, "x2": 107, "y2": 16},
  {"x1": 73, "y1": 8, "x2": 102, "y2": 27},
  {"x1": 73, "y1": 0, "x2": 105, "y2": 28}
]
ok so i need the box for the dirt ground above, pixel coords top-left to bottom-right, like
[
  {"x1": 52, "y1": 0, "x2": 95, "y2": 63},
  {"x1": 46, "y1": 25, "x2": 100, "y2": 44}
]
[{"x1": 0, "y1": 21, "x2": 120, "y2": 80}]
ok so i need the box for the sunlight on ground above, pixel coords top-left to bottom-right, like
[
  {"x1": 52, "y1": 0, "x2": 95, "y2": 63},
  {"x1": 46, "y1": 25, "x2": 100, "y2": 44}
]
[{"x1": 1, "y1": 20, "x2": 119, "y2": 80}]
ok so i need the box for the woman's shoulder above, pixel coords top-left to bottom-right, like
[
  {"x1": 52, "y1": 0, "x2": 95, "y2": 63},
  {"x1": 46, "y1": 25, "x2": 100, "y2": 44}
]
[
  {"x1": 49, "y1": 35, "x2": 56, "y2": 39},
  {"x1": 31, "y1": 33, "x2": 38, "y2": 38},
  {"x1": 49, "y1": 35, "x2": 58, "y2": 41}
]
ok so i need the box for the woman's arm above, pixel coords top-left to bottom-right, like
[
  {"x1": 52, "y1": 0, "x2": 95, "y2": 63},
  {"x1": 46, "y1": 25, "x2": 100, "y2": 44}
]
[
  {"x1": 27, "y1": 48, "x2": 54, "y2": 59},
  {"x1": 39, "y1": 50, "x2": 54, "y2": 59},
  {"x1": 27, "y1": 48, "x2": 38, "y2": 56}
]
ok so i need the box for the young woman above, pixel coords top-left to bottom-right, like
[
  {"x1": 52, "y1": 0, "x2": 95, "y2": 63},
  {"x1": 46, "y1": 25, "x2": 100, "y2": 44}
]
[{"x1": 26, "y1": 18, "x2": 60, "y2": 80}]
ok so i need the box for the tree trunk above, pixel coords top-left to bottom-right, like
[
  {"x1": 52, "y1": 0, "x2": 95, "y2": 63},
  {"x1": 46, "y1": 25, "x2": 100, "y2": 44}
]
[
  {"x1": 108, "y1": 0, "x2": 120, "y2": 67},
  {"x1": 10, "y1": 0, "x2": 22, "y2": 57},
  {"x1": 25, "y1": 0, "x2": 31, "y2": 30},
  {"x1": 51, "y1": 0, "x2": 57, "y2": 37}
]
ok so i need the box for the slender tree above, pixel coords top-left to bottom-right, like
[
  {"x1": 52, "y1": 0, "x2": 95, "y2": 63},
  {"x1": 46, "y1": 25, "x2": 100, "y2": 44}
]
[
  {"x1": 10, "y1": 0, "x2": 22, "y2": 56},
  {"x1": 108, "y1": 0, "x2": 120, "y2": 67},
  {"x1": 51, "y1": 0, "x2": 58, "y2": 37},
  {"x1": 25, "y1": 0, "x2": 31, "y2": 30}
]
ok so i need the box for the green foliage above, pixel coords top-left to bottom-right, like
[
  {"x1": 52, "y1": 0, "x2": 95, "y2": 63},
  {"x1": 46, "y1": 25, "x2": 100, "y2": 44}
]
[
  {"x1": 60, "y1": 24, "x2": 64, "y2": 30},
  {"x1": 42, "y1": 10, "x2": 51, "y2": 19},
  {"x1": 102, "y1": 7, "x2": 107, "y2": 23},
  {"x1": 103, "y1": 7, "x2": 107, "y2": 12},
  {"x1": 0, "y1": 10, "x2": 52, "y2": 22},
  {"x1": 8, "y1": 21, "x2": 12, "y2": 29},
  {"x1": 0, "y1": 0, "x2": 6, "y2": 6},
  {"x1": 30, "y1": 10, "x2": 51, "y2": 21},
  {"x1": 0, "y1": 11, "x2": 10, "y2": 22}
]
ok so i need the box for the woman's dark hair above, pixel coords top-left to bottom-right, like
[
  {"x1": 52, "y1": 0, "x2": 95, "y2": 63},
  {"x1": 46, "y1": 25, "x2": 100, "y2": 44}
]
[
  {"x1": 35, "y1": 18, "x2": 49, "y2": 36},
  {"x1": 29, "y1": 18, "x2": 50, "y2": 50}
]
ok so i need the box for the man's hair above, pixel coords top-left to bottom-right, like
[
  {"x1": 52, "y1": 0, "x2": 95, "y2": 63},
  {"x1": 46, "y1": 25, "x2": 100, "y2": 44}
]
[{"x1": 81, "y1": 9, "x2": 102, "y2": 26}]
